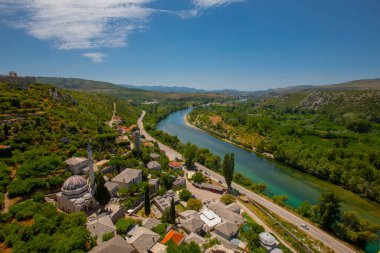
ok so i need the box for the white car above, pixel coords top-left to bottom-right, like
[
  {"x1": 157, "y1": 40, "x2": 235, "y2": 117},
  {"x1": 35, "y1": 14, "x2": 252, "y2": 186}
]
[{"x1": 300, "y1": 224, "x2": 309, "y2": 230}]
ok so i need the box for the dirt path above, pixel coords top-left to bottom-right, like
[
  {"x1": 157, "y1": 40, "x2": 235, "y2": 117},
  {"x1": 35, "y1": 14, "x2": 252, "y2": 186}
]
[{"x1": 108, "y1": 102, "x2": 116, "y2": 127}]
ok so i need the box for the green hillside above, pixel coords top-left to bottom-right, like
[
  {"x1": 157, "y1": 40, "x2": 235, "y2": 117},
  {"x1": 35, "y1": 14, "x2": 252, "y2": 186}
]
[
  {"x1": 189, "y1": 89, "x2": 380, "y2": 203},
  {"x1": 0, "y1": 82, "x2": 140, "y2": 199}
]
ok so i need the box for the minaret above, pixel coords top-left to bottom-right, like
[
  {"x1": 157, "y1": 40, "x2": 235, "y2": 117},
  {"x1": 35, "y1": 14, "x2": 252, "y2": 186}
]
[
  {"x1": 135, "y1": 130, "x2": 141, "y2": 154},
  {"x1": 87, "y1": 143, "x2": 95, "y2": 193}
]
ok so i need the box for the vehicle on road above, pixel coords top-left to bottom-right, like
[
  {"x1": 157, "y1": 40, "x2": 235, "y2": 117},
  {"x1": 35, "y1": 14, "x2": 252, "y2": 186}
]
[{"x1": 300, "y1": 224, "x2": 309, "y2": 230}]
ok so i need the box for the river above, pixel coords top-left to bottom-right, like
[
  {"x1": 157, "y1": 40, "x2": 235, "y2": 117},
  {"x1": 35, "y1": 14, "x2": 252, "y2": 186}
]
[{"x1": 157, "y1": 108, "x2": 380, "y2": 252}]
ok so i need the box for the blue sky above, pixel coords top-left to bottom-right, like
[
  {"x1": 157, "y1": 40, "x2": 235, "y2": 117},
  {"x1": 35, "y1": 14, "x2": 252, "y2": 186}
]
[{"x1": 0, "y1": 0, "x2": 380, "y2": 91}]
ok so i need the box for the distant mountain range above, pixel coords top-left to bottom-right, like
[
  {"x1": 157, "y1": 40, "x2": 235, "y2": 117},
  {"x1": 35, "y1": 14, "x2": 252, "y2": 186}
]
[{"x1": 37, "y1": 76, "x2": 380, "y2": 98}]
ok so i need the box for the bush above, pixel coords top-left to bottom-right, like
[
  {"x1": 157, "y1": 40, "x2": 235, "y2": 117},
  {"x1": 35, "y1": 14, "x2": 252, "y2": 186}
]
[
  {"x1": 191, "y1": 172, "x2": 205, "y2": 183},
  {"x1": 187, "y1": 199, "x2": 203, "y2": 211},
  {"x1": 116, "y1": 218, "x2": 137, "y2": 235},
  {"x1": 32, "y1": 192, "x2": 45, "y2": 203},
  {"x1": 102, "y1": 232, "x2": 114, "y2": 242},
  {"x1": 220, "y1": 194, "x2": 236, "y2": 205},
  {"x1": 179, "y1": 189, "x2": 192, "y2": 202}
]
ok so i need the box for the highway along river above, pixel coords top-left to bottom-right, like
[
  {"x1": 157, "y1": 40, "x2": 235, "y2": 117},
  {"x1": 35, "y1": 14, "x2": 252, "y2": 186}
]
[{"x1": 158, "y1": 108, "x2": 380, "y2": 253}]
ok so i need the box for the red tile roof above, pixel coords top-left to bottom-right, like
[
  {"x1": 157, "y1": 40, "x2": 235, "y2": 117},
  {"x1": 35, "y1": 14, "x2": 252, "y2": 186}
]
[
  {"x1": 168, "y1": 161, "x2": 183, "y2": 169},
  {"x1": 161, "y1": 230, "x2": 185, "y2": 246},
  {"x1": 0, "y1": 145, "x2": 11, "y2": 149}
]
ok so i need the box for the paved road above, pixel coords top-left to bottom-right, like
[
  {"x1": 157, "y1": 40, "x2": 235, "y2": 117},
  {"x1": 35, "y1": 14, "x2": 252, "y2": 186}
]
[{"x1": 138, "y1": 111, "x2": 357, "y2": 253}]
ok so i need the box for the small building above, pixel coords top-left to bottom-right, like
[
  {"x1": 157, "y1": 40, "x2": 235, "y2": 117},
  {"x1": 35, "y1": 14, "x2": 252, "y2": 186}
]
[
  {"x1": 111, "y1": 168, "x2": 142, "y2": 190},
  {"x1": 181, "y1": 216, "x2": 205, "y2": 235},
  {"x1": 65, "y1": 157, "x2": 88, "y2": 175},
  {"x1": 148, "y1": 178, "x2": 159, "y2": 195},
  {"x1": 126, "y1": 226, "x2": 160, "y2": 253},
  {"x1": 89, "y1": 235, "x2": 137, "y2": 253},
  {"x1": 172, "y1": 177, "x2": 186, "y2": 190},
  {"x1": 161, "y1": 229, "x2": 185, "y2": 246},
  {"x1": 142, "y1": 217, "x2": 160, "y2": 230},
  {"x1": 105, "y1": 203, "x2": 125, "y2": 224},
  {"x1": 199, "y1": 183, "x2": 224, "y2": 194},
  {"x1": 104, "y1": 181, "x2": 118, "y2": 197},
  {"x1": 184, "y1": 232, "x2": 206, "y2": 245},
  {"x1": 168, "y1": 161, "x2": 183, "y2": 170},
  {"x1": 259, "y1": 232, "x2": 279, "y2": 252},
  {"x1": 225, "y1": 203, "x2": 241, "y2": 214},
  {"x1": 178, "y1": 210, "x2": 198, "y2": 221},
  {"x1": 87, "y1": 215, "x2": 116, "y2": 244},
  {"x1": 214, "y1": 221, "x2": 239, "y2": 240},
  {"x1": 143, "y1": 142, "x2": 154, "y2": 147},
  {"x1": 146, "y1": 161, "x2": 161, "y2": 171},
  {"x1": 199, "y1": 207, "x2": 222, "y2": 229},
  {"x1": 150, "y1": 153, "x2": 160, "y2": 160},
  {"x1": 150, "y1": 242, "x2": 167, "y2": 253},
  {"x1": 207, "y1": 202, "x2": 245, "y2": 225},
  {"x1": 153, "y1": 190, "x2": 179, "y2": 213}
]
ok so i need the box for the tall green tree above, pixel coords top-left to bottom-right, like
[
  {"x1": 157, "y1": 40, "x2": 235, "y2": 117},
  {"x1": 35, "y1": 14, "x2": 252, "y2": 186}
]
[
  {"x1": 184, "y1": 143, "x2": 197, "y2": 168},
  {"x1": 144, "y1": 185, "x2": 151, "y2": 215},
  {"x1": 222, "y1": 153, "x2": 235, "y2": 190},
  {"x1": 3, "y1": 124, "x2": 9, "y2": 138},
  {"x1": 313, "y1": 191, "x2": 341, "y2": 230},
  {"x1": 94, "y1": 173, "x2": 111, "y2": 212},
  {"x1": 169, "y1": 197, "x2": 176, "y2": 224}
]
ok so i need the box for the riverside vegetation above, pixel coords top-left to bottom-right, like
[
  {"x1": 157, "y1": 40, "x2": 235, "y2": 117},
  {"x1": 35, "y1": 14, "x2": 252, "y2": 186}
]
[
  {"x1": 144, "y1": 95, "x2": 380, "y2": 250},
  {"x1": 189, "y1": 91, "x2": 380, "y2": 203}
]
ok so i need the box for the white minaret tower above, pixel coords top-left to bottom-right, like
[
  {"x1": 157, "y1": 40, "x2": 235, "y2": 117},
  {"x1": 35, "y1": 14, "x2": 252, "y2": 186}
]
[{"x1": 87, "y1": 143, "x2": 95, "y2": 193}]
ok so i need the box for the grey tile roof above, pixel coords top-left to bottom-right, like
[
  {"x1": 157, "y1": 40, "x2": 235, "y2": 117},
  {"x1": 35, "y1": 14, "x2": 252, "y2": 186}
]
[
  {"x1": 87, "y1": 215, "x2": 116, "y2": 239},
  {"x1": 207, "y1": 202, "x2": 245, "y2": 225},
  {"x1": 65, "y1": 157, "x2": 87, "y2": 166},
  {"x1": 142, "y1": 217, "x2": 160, "y2": 230},
  {"x1": 214, "y1": 221, "x2": 239, "y2": 238},
  {"x1": 147, "y1": 161, "x2": 161, "y2": 170},
  {"x1": 127, "y1": 226, "x2": 160, "y2": 253},
  {"x1": 184, "y1": 232, "x2": 206, "y2": 245},
  {"x1": 112, "y1": 168, "x2": 142, "y2": 184},
  {"x1": 105, "y1": 181, "x2": 118, "y2": 192},
  {"x1": 181, "y1": 216, "x2": 205, "y2": 233},
  {"x1": 89, "y1": 235, "x2": 137, "y2": 253}
]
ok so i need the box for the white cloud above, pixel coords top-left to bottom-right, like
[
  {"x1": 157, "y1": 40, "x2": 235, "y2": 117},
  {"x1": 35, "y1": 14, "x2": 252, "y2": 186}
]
[
  {"x1": 1, "y1": 0, "x2": 155, "y2": 50},
  {"x1": 82, "y1": 52, "x2": 107, "y2": 62},
  {"x1": 0, "y1": 0, "x2": 244, "y2": 58},
  {"x1": 192, "y1": 0, "x2": 244, "y2": 9}
]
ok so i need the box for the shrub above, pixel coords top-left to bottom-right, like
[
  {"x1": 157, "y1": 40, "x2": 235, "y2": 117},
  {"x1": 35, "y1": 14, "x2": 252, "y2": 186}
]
[
  {"x1": 102, "y1": 232, "x2": 114, "y2": 242},
  {"x1": 179, "y1": 189, "x2": 192, "y2": 202},
  {"x1": 187, "y1": 199, "x2": 203, "y2": 211},
  {"x1": 220, "y1": 194, "x2": 236, "y2": 205}
]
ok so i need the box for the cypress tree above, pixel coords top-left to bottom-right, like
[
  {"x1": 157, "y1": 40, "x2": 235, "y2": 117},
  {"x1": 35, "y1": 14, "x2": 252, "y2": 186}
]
[
  {"x1": 94, "y1": 173, "x2": 111, "y2": 213},
  {"x1": 169, "y1": 197, "x2": 176, "y2": 224},
  {"x1": 3, "y1": 124, "x2": 9, "y2": 138},
  {"x1": 144, "y1": 185, "x2": 151, "y2": 216},
  {"x1": 222, "y1": 153, "x2": 235, "y2": 191}
]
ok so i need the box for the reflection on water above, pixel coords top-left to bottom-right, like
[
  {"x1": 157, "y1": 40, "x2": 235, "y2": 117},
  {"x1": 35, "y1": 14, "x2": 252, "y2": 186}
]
[{"x1": 158, "y1": 108, "x2": 380, "y2": 253}]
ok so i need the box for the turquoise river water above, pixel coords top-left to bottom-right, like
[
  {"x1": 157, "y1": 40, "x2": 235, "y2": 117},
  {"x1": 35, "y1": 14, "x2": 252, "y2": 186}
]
[{"x1": 157, "y1": 108, "x2": 380, "y2": 252}]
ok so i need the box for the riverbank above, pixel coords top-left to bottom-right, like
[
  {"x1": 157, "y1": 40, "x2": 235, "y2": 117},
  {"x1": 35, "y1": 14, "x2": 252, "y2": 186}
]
[{"x1": 184, "y1": 113, "x2": 274, "y2": 159}]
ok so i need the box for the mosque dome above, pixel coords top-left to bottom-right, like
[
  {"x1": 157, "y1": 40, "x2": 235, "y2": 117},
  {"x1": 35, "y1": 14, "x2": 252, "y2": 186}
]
[
  {"x1": 259, "y1": 232, "x2": 276, "y2": 246},
  {"x1": 63, "y1": 176, "x2": 87, "y2": 191}
]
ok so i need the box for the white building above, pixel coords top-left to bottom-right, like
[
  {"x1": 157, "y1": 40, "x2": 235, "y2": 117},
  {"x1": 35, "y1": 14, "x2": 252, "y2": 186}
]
[{"x1": 199, "y1": 207, "x2": 222, "y2": 229}]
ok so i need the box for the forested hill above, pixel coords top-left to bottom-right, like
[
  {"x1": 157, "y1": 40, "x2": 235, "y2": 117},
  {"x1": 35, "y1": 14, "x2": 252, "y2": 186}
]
[
  {"x1": 0, "y1": 81, "x2": 140, "y2": 200},
  {"x1": 189, "y1": 89, "x2": 380, "y2": 203},
  {"x1": 36, "y1": 76, "x2": 125, "y2": 91}
]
